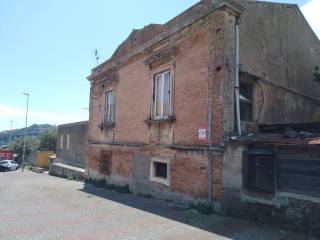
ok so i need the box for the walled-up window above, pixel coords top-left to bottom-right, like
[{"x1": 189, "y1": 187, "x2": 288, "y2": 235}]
[
  {"x1": 66, "y1": 134, "x2": 70, "y2": 150},
  {"x1": 60, "y1": 135, "x2": 64, "y2": 149},
  {"x1": 240, "y1": 82, "x2": 253, "y2": 122},
  {"x1": 100, "y1": 150, "x2": 112, "y2": 175},
  {"x1": 153, "y1": 71, "x2": 171, "y2": 118},
  {"x1": 104, "y1": 90, "x2": 114, "y2": 124}
]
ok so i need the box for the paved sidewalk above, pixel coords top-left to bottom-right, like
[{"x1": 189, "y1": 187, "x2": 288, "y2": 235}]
[{"x1": 0, "y1": 171, "x2": 313, "y2": 240}]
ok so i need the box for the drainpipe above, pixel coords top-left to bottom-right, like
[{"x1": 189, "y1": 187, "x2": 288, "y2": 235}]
[
  {"x1": 235, "y1": 17, "x2": 241, "y2": 136},
  {"x1": 208, "y1": 111, "x2": 213, "y2": 203}
]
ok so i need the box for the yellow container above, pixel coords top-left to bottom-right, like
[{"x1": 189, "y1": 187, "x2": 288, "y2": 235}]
[{"x1": 36, "y1": 151, "x2": 54, "y2": 169}]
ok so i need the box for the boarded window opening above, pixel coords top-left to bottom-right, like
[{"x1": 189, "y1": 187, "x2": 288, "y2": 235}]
[
  {"x1": 100, "y1": 150, "x2": 112, "y2": 175},
  {"x1": 277, "y1": 147, "x2": 320, "y2": 197},
  {"x1": 244, "y1": 148, "x2": 275, "y2": 194}
]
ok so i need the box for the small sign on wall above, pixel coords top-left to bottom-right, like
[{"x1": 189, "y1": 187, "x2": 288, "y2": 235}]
[{"x1": 198, "y1": 126, "x2": 207, "y2": 142}]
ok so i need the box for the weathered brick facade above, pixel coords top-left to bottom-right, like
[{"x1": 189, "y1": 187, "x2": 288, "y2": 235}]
[
  {"x1": 86, "y1": 0, "x2": 233, "y2": 204},
  {"x1": 86, "y1": 0, "x2": 320, "y2": 216}
]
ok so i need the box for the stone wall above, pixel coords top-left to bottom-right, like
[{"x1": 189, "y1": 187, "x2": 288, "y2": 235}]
[{"x1": 222, "y1": 142, "x2": 320, "y2": 238}]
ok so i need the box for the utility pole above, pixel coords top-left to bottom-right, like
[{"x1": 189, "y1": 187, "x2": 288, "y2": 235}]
[
  {"x1": 9, "y1": 121, "x2": 13, "y2": 143},
  {"x1": 22, "y1": 92, "x2": 29, "y2": 168}
]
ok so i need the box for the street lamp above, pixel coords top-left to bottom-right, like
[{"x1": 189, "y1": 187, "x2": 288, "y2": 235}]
[
  {"x1": 9, "y1": 121, "x2": 13, "y2": 143},
  {"x1": 22, "y1": 92, "x2": 29, "y2": 168}
]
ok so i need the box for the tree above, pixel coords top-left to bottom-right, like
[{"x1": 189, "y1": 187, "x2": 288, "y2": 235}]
[
  {"x1": 38, "y1": 129, "x2": 57, "y2": 151},
  {"x1": 9, "y1": 136, "x2": 39, "y2": 162}
]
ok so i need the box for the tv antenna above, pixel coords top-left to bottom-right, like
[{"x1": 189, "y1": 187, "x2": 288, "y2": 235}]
[{"x1": 95, "y1": 49, "x2": 100, "y2": 66}]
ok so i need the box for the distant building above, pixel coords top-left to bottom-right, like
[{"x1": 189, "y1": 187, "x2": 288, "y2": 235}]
[
  {"x1": 0, "y1": 149, "x2": 13, "y2": 160},
  {"x1": 56, "y1": 121, "x2": 88, "y2": 168}
]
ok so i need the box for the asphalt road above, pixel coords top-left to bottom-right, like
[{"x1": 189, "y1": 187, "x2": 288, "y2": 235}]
[{"x1": 0, "y1": 171, "x2": 313, "y2": 240}]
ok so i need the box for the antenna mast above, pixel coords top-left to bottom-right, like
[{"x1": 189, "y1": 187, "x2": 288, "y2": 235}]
[{"x1": 95, "y1": 49, "x2": 100, "y2": 66}]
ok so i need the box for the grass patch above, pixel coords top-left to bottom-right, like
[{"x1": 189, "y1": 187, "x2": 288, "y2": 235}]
[
  {"x1": 49, "y1": 172, "x2": 84, "y2": 182},
  {"x1": 189, "y1": 202, "x2": 213, "y2": 215},
  {"x1": 22, "y1": 162, "x2": 32, "y2": 171},
  {"x1": 85, "y1": 178, "x2": 132, "y2": 194}
]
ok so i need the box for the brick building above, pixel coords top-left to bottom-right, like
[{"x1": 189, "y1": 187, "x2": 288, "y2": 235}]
[{"x1": 86, "y1": 0, "x2": 320, "y2": 233}]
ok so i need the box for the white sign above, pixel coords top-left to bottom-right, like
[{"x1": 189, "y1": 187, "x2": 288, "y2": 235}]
[{"x1": 198, "y1": 127, "x2": 207, "y2": 141}]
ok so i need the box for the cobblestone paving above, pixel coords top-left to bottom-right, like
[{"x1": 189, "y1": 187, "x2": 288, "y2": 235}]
[{"x1": 0, "y1": 171, "x2": 313, "y2": 240}]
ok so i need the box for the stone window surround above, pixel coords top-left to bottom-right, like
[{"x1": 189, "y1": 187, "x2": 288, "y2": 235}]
[
  {"x1": 98, "y1": 85, "x2": 116, "y2": 131},
  {"x1": 150, "y1": 157, "x2": 170, "y2": 186},
  {"x1": 104, "y1": 90, "x2": 115, "y2": 124},
  {"x1": 149, "y1": 62, "x2": 175, "y2": 121}
]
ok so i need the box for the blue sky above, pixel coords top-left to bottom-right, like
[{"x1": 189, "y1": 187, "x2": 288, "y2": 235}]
[{"x1": 0, "y1": 0, "x2": 318, "y2": 131}]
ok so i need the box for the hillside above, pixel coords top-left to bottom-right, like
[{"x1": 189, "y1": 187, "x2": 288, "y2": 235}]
[{"x1": 0, "y1": 124, "x2": 57, "y2": 146}]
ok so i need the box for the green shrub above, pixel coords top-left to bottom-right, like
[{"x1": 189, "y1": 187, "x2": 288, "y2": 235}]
[
  {"x1": 22, "y1": 162, "x2": 32, "y2": 171},
  {"x1": 85, "y1": 178, "x2": 132, "y2": 193},
  {"x1": 67, "y1": 176, "x2": 75, "y2": 181},
  {"x1": 189, "y1": 202, "x2": 213, "y2": 215}
]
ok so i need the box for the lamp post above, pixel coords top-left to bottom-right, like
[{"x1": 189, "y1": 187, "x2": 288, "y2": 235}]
[
  {"x1": 9, "y1": 121, "x2": 13, "y2": 143},
  {"x1": 22, "y1": 92, "x2": 29, "y2": 168}
]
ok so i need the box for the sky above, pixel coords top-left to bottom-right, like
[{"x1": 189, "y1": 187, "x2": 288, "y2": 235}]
[{"x1": 0, "y1": 0, "x2": 319, "y2": 132}]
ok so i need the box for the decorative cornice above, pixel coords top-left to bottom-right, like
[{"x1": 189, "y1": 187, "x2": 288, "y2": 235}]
[
  {"x1": 87, "y1": 1, "x2": 245, "y2": 81},
  {"x1": 143, "y1": 47, "x2": 179, "y2": 66},
  {"x1": 88, "y1": 68, "x2": 119, "y2": 83}
]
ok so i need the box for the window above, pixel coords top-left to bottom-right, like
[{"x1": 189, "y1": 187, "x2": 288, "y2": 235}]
[
  {"x1": 240, "y1": 82, "x2": 253, "y2": 122},
  {"x1": 153, "y1": 71, "x2": 171, "y2": 118},
  {"x1": 100, "y1": 150, "x2": 112, "y2": 175},
  {"x1": 150, "y1": 158, "x2": 170, "y2": 186},
  {"x1": 243, "y1": 147, "x2": 275, "y2": 194},
  {"x1": 104, "y1": 90, "x2": 115, "y2": 124},
  {"x1": 60, "y1": 135, "x2": 64, "y2": 149},
  {"x1": 66, "y1": 134, "x2": 70, "y2": 150}
]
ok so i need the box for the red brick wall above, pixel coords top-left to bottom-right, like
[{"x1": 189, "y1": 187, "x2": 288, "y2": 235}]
[
  {"x1": 171, "y1": 152, "x2": 208, "y2": 199},
  {"x1": 89, "y1": 11, "x2": 226, "y2": 146},
  {"x1": 111, "y1": 150, "x2": 133, "y2": 177},
  {"x1": 87, "y1": 10, "x2": 227, "y2": 202}
]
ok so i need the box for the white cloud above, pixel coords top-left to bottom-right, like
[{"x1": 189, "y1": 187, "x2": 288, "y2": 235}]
[
  {"x1": 0, "y1": 104, "x2": 87, "y2": 131},
  {"x1": 301, "y1": 0, "x2": 320, "y2": 39}
]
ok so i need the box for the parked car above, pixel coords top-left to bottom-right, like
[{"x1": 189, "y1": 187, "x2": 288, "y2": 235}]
[{"x1": 0, "y1": 160, "x2": 19, "y2": 171}]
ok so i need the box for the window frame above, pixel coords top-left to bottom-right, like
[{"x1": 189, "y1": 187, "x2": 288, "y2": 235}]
[
  {"x1": 152, "y1": 70, "x2": 172, "y2": 119},
  {"x1": 150, "y1": 157, "x2": 170, "y2": 186},
  {"x1": 243, "y1": 148, "x2": 275, "y2": 195},
  {"x1": 239, "y1": 81, "x2": 254, "y2": 123},
  {"x1": 104, "y1": 90, "x2": 115, "y2": 125}
]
